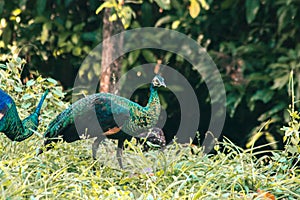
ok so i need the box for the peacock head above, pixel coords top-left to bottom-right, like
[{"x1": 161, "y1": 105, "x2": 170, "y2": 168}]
[{"x1": 151, "y1": 74, "x2": 166, "y2": 88}]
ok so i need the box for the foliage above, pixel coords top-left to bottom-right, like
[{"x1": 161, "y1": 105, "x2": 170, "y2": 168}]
[
  {"x1": 1, "y1": 0, "x2": 300, "y2": 148},
  {"x1": 0, "y1": 56, "x2": 68, "y2": 133},
  {"x1": 95, "y1": 0, "x2": 300, "y2": 148},
  {"x1": 280, "y1": 70, "x2": 300, "y2": 155},
  {"x1": 0, "y1": 57, "x2": 299, "y2": 199},
  {"x1": 207, "y1": 0, "x2": 300, "y2": 147},
  {"x1": 0, "y1": 135, "x2": 299, "y2": 199},
  {"x1": 95, "y1": 0, "x2": 137, "y2": 29},
  {"x1": 0, "y1": 0, "x2": 102, "y2": 87}
]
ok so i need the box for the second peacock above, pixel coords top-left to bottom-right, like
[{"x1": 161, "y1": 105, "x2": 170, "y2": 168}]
[{"x1": 0, "y1": 89, "x2": 49, "y2": 142}]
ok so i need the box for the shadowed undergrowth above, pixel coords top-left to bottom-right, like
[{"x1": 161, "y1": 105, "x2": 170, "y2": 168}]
[
  {"x1": 0, "y1": 57, "x2": 299, "y2": 199},
  {"x1": 0, "y1": 135, "x2": 299, "y2": 199}
]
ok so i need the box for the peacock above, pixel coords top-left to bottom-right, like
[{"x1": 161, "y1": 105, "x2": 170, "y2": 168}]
[
  {"x1": 40, "y1": 74, "x2": 166, "y2": 168},
  {"x1": 0, "y1": 89, "x2": 49, "y2": 141}
]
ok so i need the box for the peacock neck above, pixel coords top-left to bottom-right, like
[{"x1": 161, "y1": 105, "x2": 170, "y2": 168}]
[
  {"x1": 4, "y1": 112, "x2": 38, "y2": 141},
  {"x1": 2, "y1": 90, "x2": 48, "y2": 142},
  {"x1": 146, "y1": 85, "x2": 161, "y2": 114},
  {"x1": 2, "y1": 107, "x2": 24, "y2": 141}
]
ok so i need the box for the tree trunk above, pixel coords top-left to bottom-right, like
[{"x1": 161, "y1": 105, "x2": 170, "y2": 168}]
[{"x1": 100, "y1": 8, "x2": 124, "y2": 94}]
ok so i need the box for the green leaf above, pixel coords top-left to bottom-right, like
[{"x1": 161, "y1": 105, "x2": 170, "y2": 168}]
[
  {"x1": 221, "y1": 0, "x2": 235, "y2": 9},
  {"x1": 199, "y1": 0, "x2": 209, "y2": 10},
  {"x1": 34, "y1": 16, "x2": 48, "y2": 23},
  {"x1": 81, "y1": 32, "x2": 97, "y2": 42},
  {"x1": 40, "y1": 23, "x2": 52, "y2": 45},
  {"x1": 128, "y1": 50, "x2": 140, "y2": 65},
  {"x1": 0, "y1": 64, "x2": 6, "y2": 69},
  {"x1": 58, "y1": 32, "x2": 71, "y2": 44},
  {"x1": 52, "y1": 88, "x2": 64, "y2": 98},
  {"x1": 171, "y1": 20, "x2": 181, "y2": 29},
  {"x1": 271, "y1": 73, "x2": 289, "y2": 90},
  {"x1": 26, "y1": 80, "x2": 35, "y2": 87},
  {"x1": 12, "y1": 8, "x2": 22, "y2": 16},
  {"x1": 142, "y1": 50, "x2": 156, "y2": 63},
  {"x1": 47, "y1": 78, "x2": 58, "y2": 85},
  {"x1": 95, "y1": 1, "x2": 115, "y2": 15},
  {"x1": 175, "y1": 54, "x2": 184, "y2": 63},
  {"x1": 64, "y1": 0, "x2": 74, "y2": 7},
  {"x1": 286, "y1": 145, "x2": 298, "y2": 155},
  {"x1": 2, "y1": 27, "x2": 12, "y2": 45},
  {"x1": 155, "y1": 15, "x2": 177, "y2": 27},
  {"x1": 73, "y1": 23, "x2": 85, "y2": 32},
  {"x1": 72, "y1": 47, "x2": 82, "y2": 56},
  {"x1": 250, "y1": 89, "x2": 274, "y2": 104},
  {"x1": 227, "y1": 93, "x2": 243, "y2": 117},
  {"x1": 14, "y1": 86, "x2": 23, "y2": 92},
  {"x1": 71, "y1": 34, "x2": 79, "y2": 44},
  {"x1": 66, "y1": 20, "x2": 72, "y2": 29},
  {"x1": 36, "y1": 0, "x2": 46, "y2": 15},
  {"x1": 189, "y1": 0, "x2": 200, "y2": 19},
  {"x1": 22, "y1": 94, "x2": 33, "y2": 100},
  {"x1": 154, "y1": 0, "x2": 171, "y2": 10},
  {"x1": 120, "y1": 6, "x2": 135, "y2": 29},
  {"x1": 21, "y1": 102, "x2": 32, "y2": 109},
  {"x1": 0, "y1": 1, "x2": 4, "y2": 15},
  {"x1": 245, "y1": 0, "x2": 260, "y2": 24},
  {"x1": 258, "y1": 102, "x2": 286, "y2": 121}
]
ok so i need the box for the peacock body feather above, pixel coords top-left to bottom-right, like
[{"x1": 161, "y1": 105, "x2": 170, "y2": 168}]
[{"x1": 0, "y1": 89, "x2": 49, "y2": 141}]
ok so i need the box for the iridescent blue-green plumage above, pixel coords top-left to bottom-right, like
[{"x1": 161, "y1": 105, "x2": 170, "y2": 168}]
[
  {"x1": 0, "y1": 89, "x2": 49, "y2": 141},
  {"x1": 41, "y1": 75, "x2": 166, "y2": 168}
]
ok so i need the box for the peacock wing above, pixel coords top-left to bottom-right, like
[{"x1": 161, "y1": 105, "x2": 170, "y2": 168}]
[{"x1": 93, "y1": 95, "x2": 130, "y2": 135}]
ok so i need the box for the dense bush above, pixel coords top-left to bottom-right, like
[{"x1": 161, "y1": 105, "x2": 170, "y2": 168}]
[
  {"x1": 0, "y1": 56, "x2": 67, "y2": 139},
  {"x1": 0, "y1": 57, "x2": 299, "y2": 199},
  {"x1": 1, "y1": 0, "x2": 300, "y2": 149}
]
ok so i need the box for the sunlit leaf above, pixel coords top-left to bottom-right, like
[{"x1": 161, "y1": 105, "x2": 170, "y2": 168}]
[
  {"x1": 72, "y1": 47, "x2": 82, "y2": 56},
  {"x1": 12, "y1": 8, "x2": 22, "y2": 16},
  {"x1": 52, "y1": 88, "x2": 65, "y2": 98},
  {"x1": 189, "y1": 0, "x2": 200, "y2": 19},
  {"x1": 199, "y1": 0, "x2": 209, "y2": 10},
  {"x1": 21, "y1": 93, "x2": 33, "y2": 100},
  {"x1": 26, "y1": 80, "x2": 35, "y2": 87},
  {"x1": 154, "y1": 15, "x2": 176, "y2": 27},
  {"x1": 95, "y1": 1, "x2": 115, "y2": 15},
  {"x1": 47, "y1": 78, "x2": 58, "y2": 85},
  {"x1": 14, "y1": 86, "x2": 23, "y2": 92},
  {"x1": 154, "y1": 0, "x2": 171, "y2": 10},
  {"x1": 171, "y1": 20, "x2": 180, "y2": 29}
]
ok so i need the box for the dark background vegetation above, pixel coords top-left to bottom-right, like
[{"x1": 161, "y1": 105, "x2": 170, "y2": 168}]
[{"x1": 1, "y1": 0, "x2": 299, "y2": 150}]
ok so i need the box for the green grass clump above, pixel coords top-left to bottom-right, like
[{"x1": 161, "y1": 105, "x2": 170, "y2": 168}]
[
  {"x1": 1, "y1": 57, "x2": 299, "y2": 199},
  {"x1": 0, "y1": 137, "x2": 299, "y2": 199}
]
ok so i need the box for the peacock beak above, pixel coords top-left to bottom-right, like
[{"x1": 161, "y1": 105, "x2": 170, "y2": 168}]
[{"x1": 161, "y1": 82, "x2": 166, "y2": 87}]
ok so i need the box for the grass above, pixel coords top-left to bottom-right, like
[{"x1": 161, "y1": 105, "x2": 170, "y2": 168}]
[
  {"x1": 0, "y1": 134, "x2": 299, "y2": 199},
  {"x1": 0, "y1": 57, "x2": 299, "y2": 199}
]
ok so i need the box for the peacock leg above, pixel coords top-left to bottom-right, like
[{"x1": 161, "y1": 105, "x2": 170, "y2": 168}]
[
  {"x1": 92, "y1": 137, "x2": 102, "y2": 160},
  {"x1": 117, "y1": 139, "x2": 125, "y2": 169}
]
